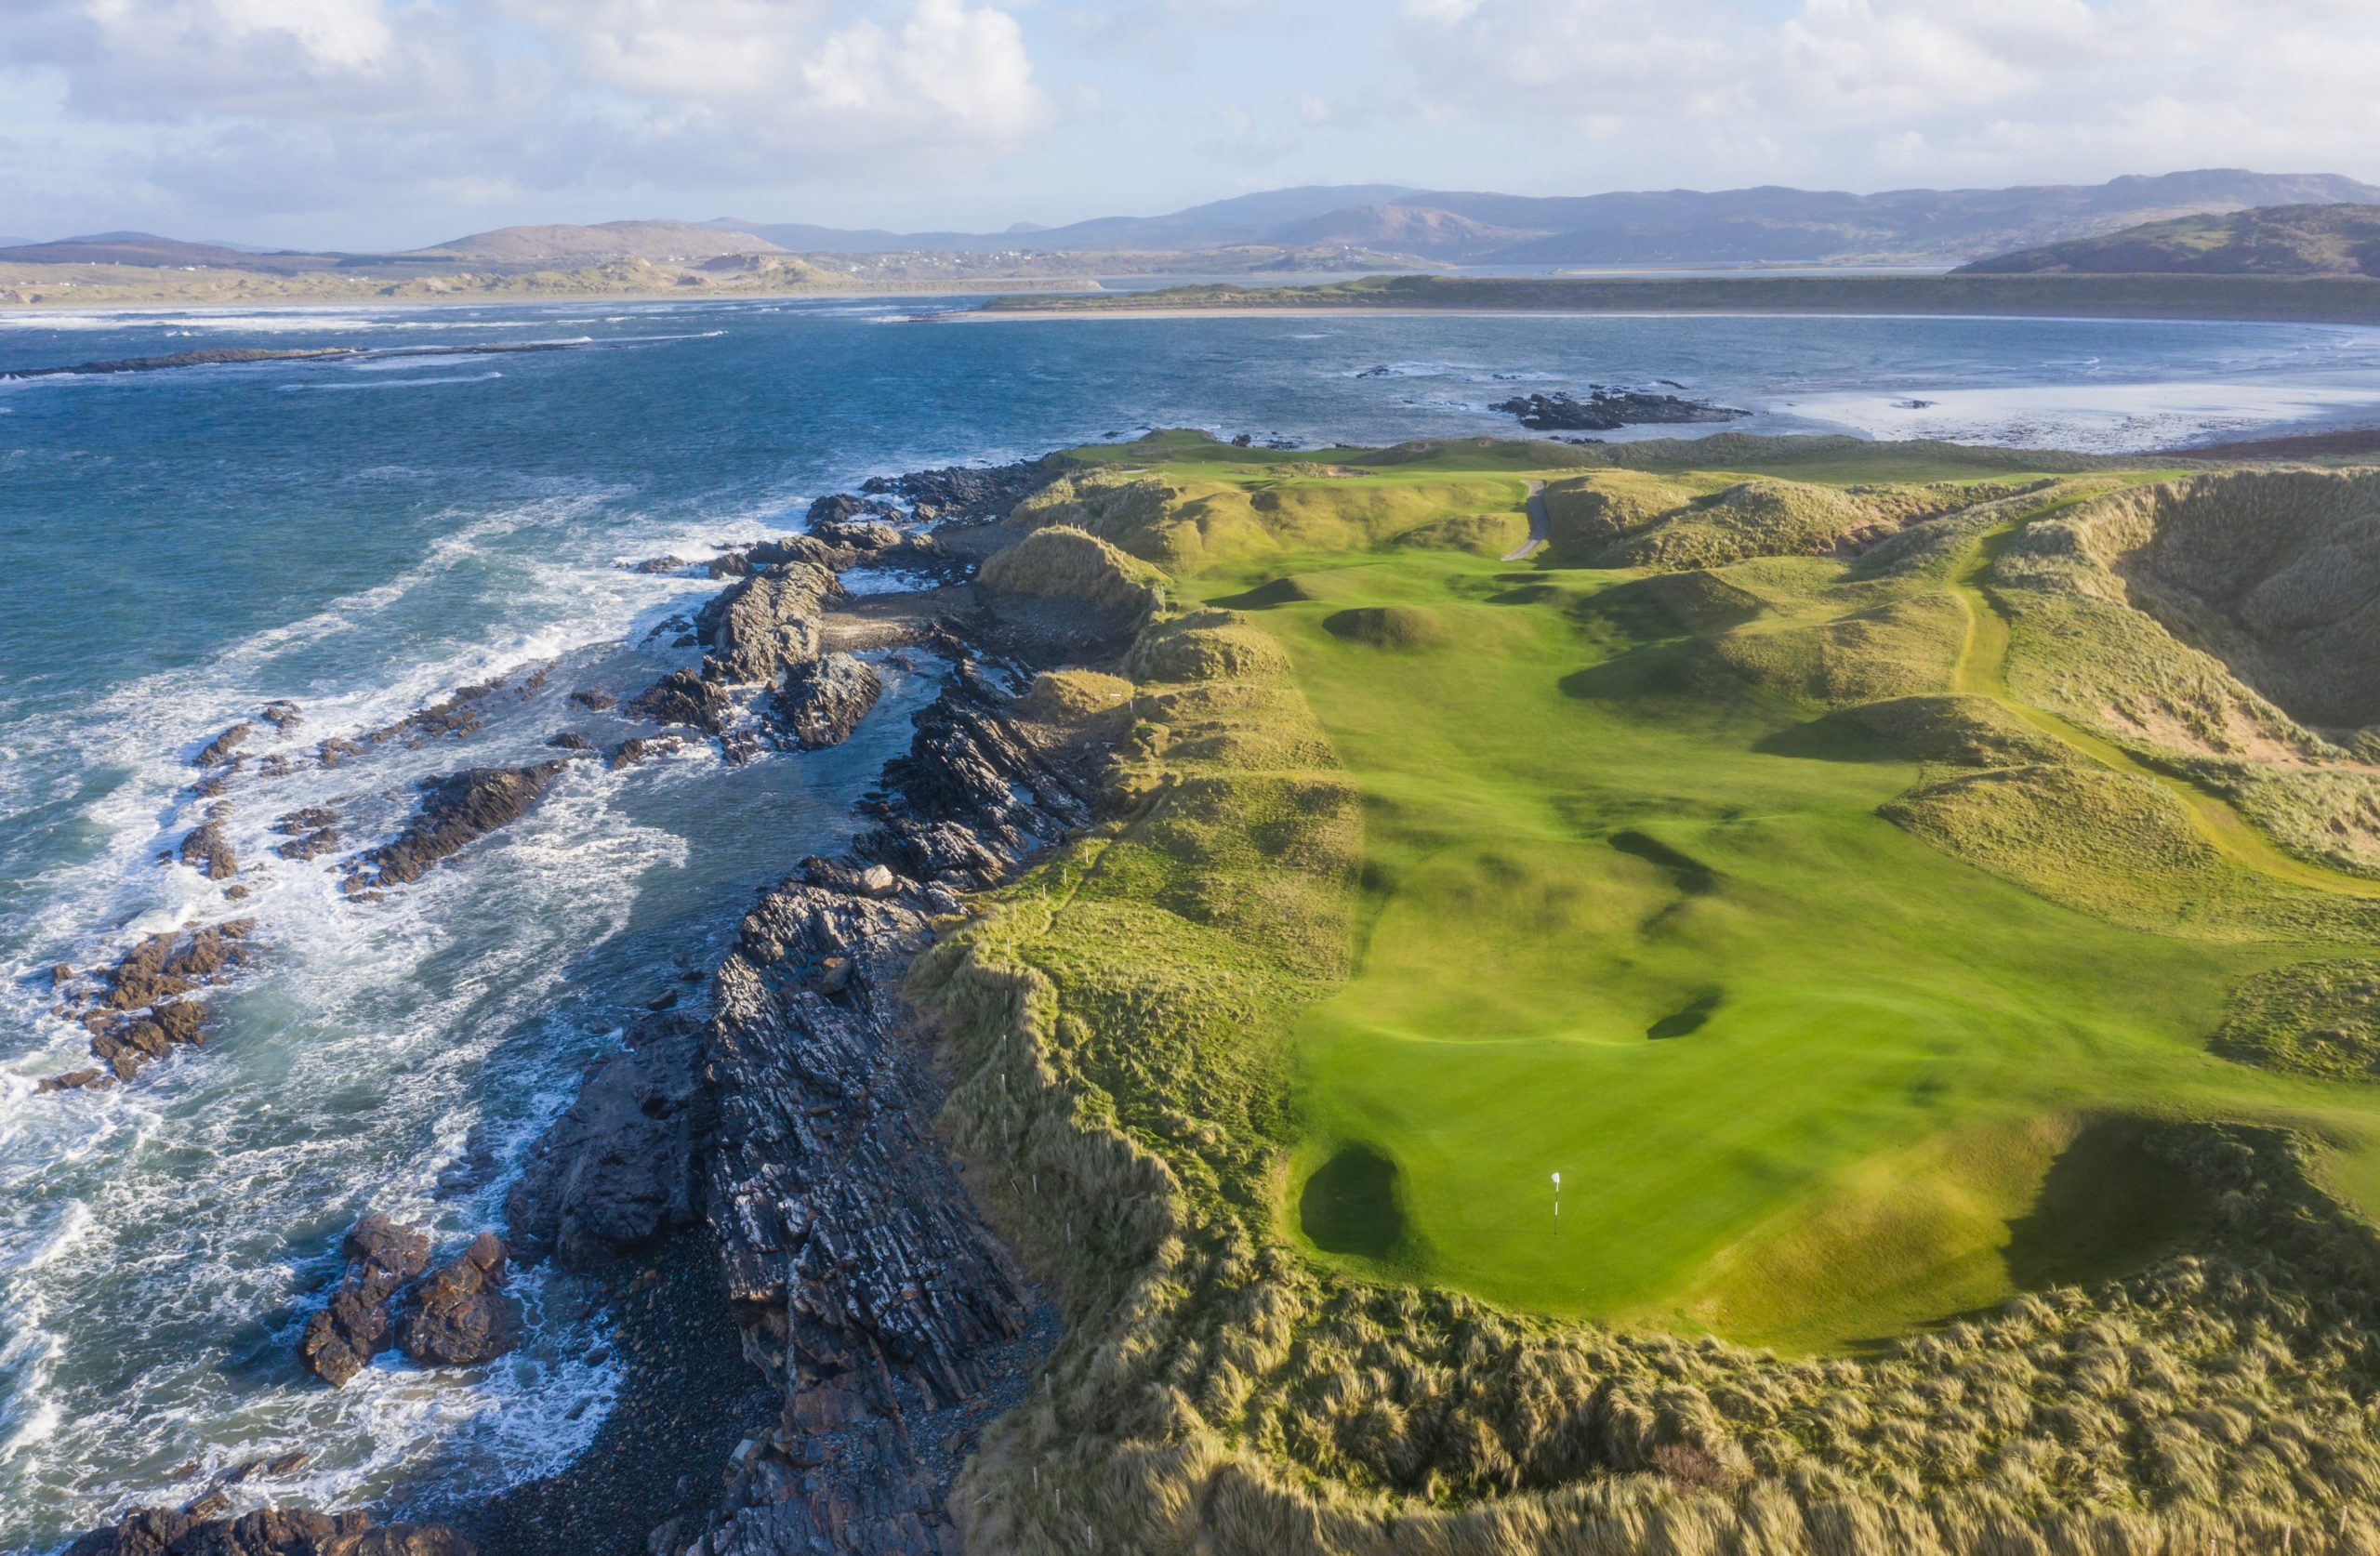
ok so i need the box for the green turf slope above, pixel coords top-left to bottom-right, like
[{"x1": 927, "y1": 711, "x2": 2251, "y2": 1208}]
[{"x1": 919, "y1": 432, "x2": 2380, "y2": 1554}]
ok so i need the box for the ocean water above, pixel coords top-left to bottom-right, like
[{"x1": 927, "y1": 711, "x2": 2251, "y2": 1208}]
[{"x1": 3, "y1": 295, "x2": 2380, "y2": 1550}]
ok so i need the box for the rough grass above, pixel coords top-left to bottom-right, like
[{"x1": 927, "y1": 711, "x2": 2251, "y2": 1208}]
[
  {"x1": 2215, "y1": 959, "x2": 2380, "y2": 1081},
  {"x1": 1989, "y1": 470, "x2": 2380, "y2": 880},
  {"x1": 975, "y1": 523, "x2": 1168, "y2": 614},
  {"x1": 912, "y1": 431, "x2": 2380, "y2": 1554}
]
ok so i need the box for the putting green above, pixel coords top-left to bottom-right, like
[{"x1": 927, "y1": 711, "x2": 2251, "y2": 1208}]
[{"x1": 1085, "y1": 444, "x2": 2380, "y2": 1353}]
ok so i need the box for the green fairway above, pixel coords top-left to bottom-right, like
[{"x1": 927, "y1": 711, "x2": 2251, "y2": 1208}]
[{"x1": 1089, "y1": 444, "x2": 2380, "y2": 1352}]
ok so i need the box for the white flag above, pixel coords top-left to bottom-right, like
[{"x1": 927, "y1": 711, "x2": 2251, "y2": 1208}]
[{"x1": 1551, "y1": 1172, "x2": 1561, "y2": 1188}]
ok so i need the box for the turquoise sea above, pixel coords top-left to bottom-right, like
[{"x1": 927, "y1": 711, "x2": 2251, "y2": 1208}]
[{"x1": 5, "y1": 295, "x2": 2380, "y2": 1550}]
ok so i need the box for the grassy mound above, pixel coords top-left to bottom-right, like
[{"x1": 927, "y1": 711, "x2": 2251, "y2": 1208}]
[
  {"x1": 1321, "y1": 604, "x2": 1448, "y2": 652},
  {"x1": 975, "y1": 523, "x2": 1168, "y2": 613},
  {"x1": 1884, "y1": 762, "x2": 2380, "y2": 942},
  {"x1": 1710, "y1": 593, "x2": 1968, "y2": 707},
  {"x1": 1772, "y1": 693, "x2": 2079, "y2": 767},
  {"x1": 1388, "y1": 511, "x2": 1524, "y2": 556},
  {"x1": 2215, "y1": 958, "x2": 2380, "y2": 1081},
  {"x1": 1541, "y1": 476, "x2": 2034, "y2": 573}
]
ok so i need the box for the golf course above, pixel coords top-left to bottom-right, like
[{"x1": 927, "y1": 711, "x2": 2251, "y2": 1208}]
[{"x1": 915, "y1": 430, "x2": 2380, "y2": 1552}]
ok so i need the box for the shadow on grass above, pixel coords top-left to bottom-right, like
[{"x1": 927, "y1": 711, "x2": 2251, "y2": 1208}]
[
  {"x1": 1647, "y1": 989, "x2": 1725, "y2": 1039},
  {"x1": 2003, "y1": 1115, "x2": 2218, "y2": 1293},
  {"x1": 1753, "y1": 709, "x2": 1897, "y2": 763},
  {"x1": 1214, "y1": 575, "x2": 1316, "y2": 610},
  {"x1": 1300, "y1": 1142, "x2": 1406, "y2": 1259},
  {"x1": 1610, "y1": 829, "x2": 1717, "y2": 894}
]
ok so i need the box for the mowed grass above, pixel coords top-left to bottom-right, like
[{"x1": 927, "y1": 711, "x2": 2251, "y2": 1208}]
[{"x1": 1107, "y1": 448, "x2": 2380, "y2": 1354}]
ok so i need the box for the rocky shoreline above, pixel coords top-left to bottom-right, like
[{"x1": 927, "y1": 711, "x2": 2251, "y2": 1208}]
[{"x1": 61, "y1": 452, "x2": 1128, "y2": 1555}]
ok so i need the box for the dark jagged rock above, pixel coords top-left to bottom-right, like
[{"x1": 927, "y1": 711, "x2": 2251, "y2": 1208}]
[
  {"x1": 546, "y1": 731, "x2": 593, "y2": 752},
  {"x1": 694, "y1": 563, "x2": 842, "y2": 685},
  {"x1": 802, "y1": 493, "x2": 906, "y2": 551},
  {"x1": 351, "y1": 764, "x2": 564, "y2": 889},
  {"x1": 37, "y1": 1068, "x2": 105, "y2": 1094},
  {"x1": 399, "y1": 1233, "x2": 519, "y2": 1366},
  {"x1": 506, "y1": 1010, "x2": 705, "y2": 1269},
  {"x1": 854, "y1": 679, "x2": 1096, "y2": 889},
  {"x1": 195, "y1": 722, "x2": 252, "y2": 768},
  {"x1": 299, "y1": 1213, "x2": 431, "y2": 1387},
  {"x1": 319, "y1": 737, "x2": 363, "y2": 769},
  {"x1": 744, "y1": 534, "x2": 840, "y2": 570},
  {"x1": 1493, "y1": 389, "x2": 1748, "y2": 431},
  {"x1": 767, "y1": 653, "x2": 881, "y2": 751},
  {"x1": 64, "y1": 920, "x2": 258, "y2": 1083},
  {"x1": 864, "y1": 455, "x2": 1065, "y2": 523},
  {"x1": 687, "y1": 666, "x2": 1101, "y2": 1554},
  {"x1": 627, "y1": 555, "x2": 689, "y2": 574},
  {"x1": 273, "y1": 807, "x2": 341, "y2": 862},
  {"x1": 259, "y1": 700, "x2": 304, "y2": 731},
  {"x1": 627, "y1": 668, "x2": 733, "y2": 734},
  {"x1": 64, "y1": 1505, "x2": 476, "y2": 1556},
  {"x1": 178, "y1": 814, "x2": 239, "y2": 880},
  {"x1": 362, "y1": 680, "x2": 502, "y2": 746},
  {"x1": 569, "y1": 689, "x2": 616, "y2": 712},
  {"x1": 609, "y1": 734, "x2": 685, "y2": 770}
]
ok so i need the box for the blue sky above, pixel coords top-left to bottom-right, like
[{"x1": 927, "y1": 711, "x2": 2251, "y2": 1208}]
[{"x1": 3, "y1": 0, "x2": 2373, "y2": 250}]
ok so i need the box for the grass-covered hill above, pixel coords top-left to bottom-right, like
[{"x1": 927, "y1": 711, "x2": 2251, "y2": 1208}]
[
  {"x1": 1959, "y1": 203, "x2": 2380, "y2": 276},
  {"x1": 911, "y1": 430, "x2": 2380, "y2": 1553}
]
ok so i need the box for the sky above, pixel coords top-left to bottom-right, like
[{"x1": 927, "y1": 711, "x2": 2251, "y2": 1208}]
[{"x1": 2, "y1": 0, "x2": 2375, "y2": 251}]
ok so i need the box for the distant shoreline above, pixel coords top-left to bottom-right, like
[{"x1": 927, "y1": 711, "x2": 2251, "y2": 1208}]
[
  {"x1": 0, "y1": 275, "x2": 1099, "y2": 316},
  {"x1": 972, "y1": 272, "x2": 2380, "y2": 326}
]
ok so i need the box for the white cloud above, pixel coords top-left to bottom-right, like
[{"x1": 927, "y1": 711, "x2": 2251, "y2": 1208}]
[
  {"x1": 1385, "y1": 0, "x2": 2380, "y2": 188},
  {"x1": 2, "y1": 0, "x2": 1058, "y2": 230}
]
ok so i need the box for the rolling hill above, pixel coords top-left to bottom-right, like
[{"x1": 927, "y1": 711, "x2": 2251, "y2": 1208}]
[
  {"x1": 0, "y1": 231, "x2": 325, "y2": 270},
  {"x1": 1958, "y1": 202, "x2": 2380, "y2": 275},
  {"x1": 404, "y1": 219, "x2": 783, "y2": 264}
]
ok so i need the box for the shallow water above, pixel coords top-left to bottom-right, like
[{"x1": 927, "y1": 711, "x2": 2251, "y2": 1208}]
[{"x1": 3, "y1": 295, "x2": 2378, "y2": 1551}]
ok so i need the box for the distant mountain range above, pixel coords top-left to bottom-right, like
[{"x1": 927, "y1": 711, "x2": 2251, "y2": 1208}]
[
  {"x1": 1958, "y1": 203, "x2": 2380, "y2": 277},
  {"x1": 10, "y1": 171, "x2": 2380, "y2": 272},
  {"x1": 708, "y1": 169, "x2": 2380, "y2": 264}
]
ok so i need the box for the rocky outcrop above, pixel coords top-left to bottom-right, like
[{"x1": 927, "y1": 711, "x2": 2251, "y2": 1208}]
[
  {"x1": 627, "y1": 668, "x2": 732, "y2": 734},
  {"x1": 178, "y1": 808, "x2": 239, "y2": 880},
  {"x1": 65, "y1": 1506, "x2": 476, "y2": 1556},
  {"x1": 1494, "y1": 388, "x2": 1748, "y2": 431},
  {"x1": 609, "y1": 734, "x2": 685, "y2": 770},
  {"x1": 506, "y1": 1010, "x2": 705, "y2": 1268},
  {"x1": 694, "y1": 563, "x2": 842, "y2": 685},
  {"x1": 683, "y1": 666, "x2": 1101, "y2": 1554},
  {"x1": 194, "y1": 722, "x2": 253, "y2": 768},
  {"x1": 853, "y1": 672, "x2": 1095, "y2": 887},
  {"x1": 400, "y1": 1233, "x2": 520, "y2": 1367},
  {"x1": 767, "y1": 653, "x2": 881, "y2": 750},
  {"x1": 298, "y1": 1214, "x2": 431, "y2": 1386},
  {"x1": 350, "y1": 763, "x2": 565, "y2": 890},
  {"x1": 272, "y1": 806, "x2": 341, "y2": 861},
  {"x1": 49, "y1": 919, "x2": 258, "y2": 1086},
  {"x1": 860, "y1": 455, "x2": 1066, "y2": 523},
  {"x1": 300, "y1": 1216, "x2": 522, "y2": 1382}
]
